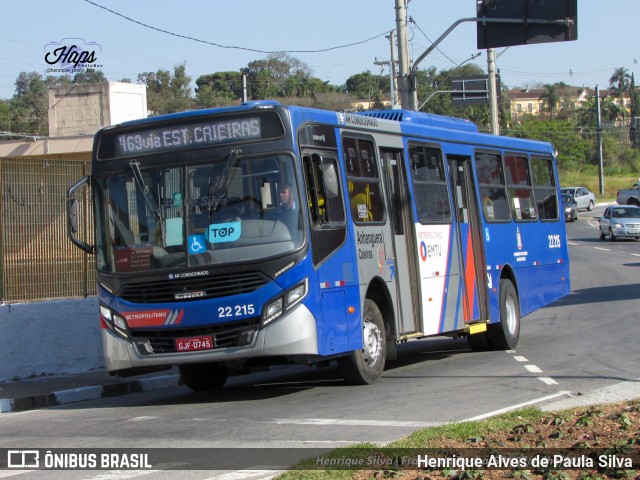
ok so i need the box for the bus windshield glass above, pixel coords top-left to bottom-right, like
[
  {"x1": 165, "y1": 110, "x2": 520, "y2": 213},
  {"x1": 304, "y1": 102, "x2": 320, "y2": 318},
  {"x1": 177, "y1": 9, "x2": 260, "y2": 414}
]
[{"x1": 94, "y1": 154, "x2": 303, "y2": 273}]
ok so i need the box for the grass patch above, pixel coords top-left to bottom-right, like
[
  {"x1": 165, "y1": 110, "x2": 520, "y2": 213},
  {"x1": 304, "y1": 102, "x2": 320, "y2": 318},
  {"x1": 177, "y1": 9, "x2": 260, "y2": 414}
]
[{"x1": 558, "y1": 170, "x2": 638, "y2": 201}]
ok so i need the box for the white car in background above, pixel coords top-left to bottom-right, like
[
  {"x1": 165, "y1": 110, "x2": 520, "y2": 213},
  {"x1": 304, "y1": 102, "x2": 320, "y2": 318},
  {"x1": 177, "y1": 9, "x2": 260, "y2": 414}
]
[{"x1": 560, "y1": 186, "x2": 596, "y2": 211}]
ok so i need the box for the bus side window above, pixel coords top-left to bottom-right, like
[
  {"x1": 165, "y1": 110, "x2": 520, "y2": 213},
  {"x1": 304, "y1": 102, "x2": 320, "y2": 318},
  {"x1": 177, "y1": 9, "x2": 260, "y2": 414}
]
[
  {"x1": 303, "y1": 154, "x2": 345, "y2": 226},
  {"x1": 343, "y1": 137, "x2": 385, "y2": 223},
  {"x1": 531, "y1": 157, "x2": 559, "y2": 221},
  {"x1": 505, "y1": 155, "x2": 537, "y2": 221},
  {"x1": 408, "y1": 145, "x2": 451, "y2": 223},
  {"x1": 476, "y1": 152, "x2": 511, "y2": 222},
  {"x1": 303, "y1": 153, "x2": 346, "y2": 266}
]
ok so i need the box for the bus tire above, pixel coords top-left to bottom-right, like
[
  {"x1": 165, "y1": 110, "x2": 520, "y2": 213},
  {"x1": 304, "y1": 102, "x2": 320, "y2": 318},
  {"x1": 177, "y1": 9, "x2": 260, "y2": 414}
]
[
  {"x1": 179, "y1": 363, "x2": 229, "y2": 392},
  {"x1": 338, "y1": 299, "x2": 386, "y2": 385},
  {"x1": 489, "y1": 279, "x2": 520, "y2": 350}
]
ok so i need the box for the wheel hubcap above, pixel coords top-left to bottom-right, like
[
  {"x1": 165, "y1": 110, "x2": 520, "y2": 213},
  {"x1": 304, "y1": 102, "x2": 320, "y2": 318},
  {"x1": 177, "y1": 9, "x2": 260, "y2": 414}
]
[
  {"x1": 505, "y1": 294, "x2": 517, "y2": 335},
  {"x1": 362, "y1": 317, "x2": 382, "y2": 368}
]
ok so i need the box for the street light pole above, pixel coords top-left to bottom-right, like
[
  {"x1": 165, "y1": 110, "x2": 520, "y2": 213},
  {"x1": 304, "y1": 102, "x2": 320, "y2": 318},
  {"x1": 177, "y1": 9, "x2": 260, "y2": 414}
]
[
  {"x1": 595, "y1": 85, "x2": 604, "y2": 195},
  {"x1": 395, "y1": 0, "x2": 412, "y2": 109},
  {"x1": 487, "y1": 48, "x2": 499, "y2": 135}
]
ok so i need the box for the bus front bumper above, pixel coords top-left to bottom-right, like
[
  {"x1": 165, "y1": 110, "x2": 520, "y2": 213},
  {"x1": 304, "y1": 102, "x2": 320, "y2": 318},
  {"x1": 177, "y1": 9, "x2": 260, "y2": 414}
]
[{"x1": 103, "y1": 304, "x2": 319, "y2": 374}]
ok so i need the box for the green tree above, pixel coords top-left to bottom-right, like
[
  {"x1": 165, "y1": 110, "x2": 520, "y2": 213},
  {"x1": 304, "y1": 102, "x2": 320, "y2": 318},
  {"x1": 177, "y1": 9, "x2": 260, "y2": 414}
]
[
  {"x1": 244, "y1": 53, "x2": 312, "y2": 99},
  {"x1": 345, "y1": 71, "x2": 389, "y2": 101},
  {"x1": 539, "y1": 84, "x2": 561, "y2": 117},
  {"x1": 609, "y1": 66, "x2": 631, "y2": 97},
  {"x1": 415, "y1": 64, "x2": 486, "y2": 119},
  {"x1": 10, "y1": 72, "x2": 49, "y2": 135},
  {"x1": 507, "y1": 117, "x2": 593, "y2": 172},
  {"x1": 195, "y1": 71, "x2": 243, "y2": 108},
  {"x1": 72, "y1": 69, "x2": 107, "y2": 84},
  {"x1": 138, "y1": 63, "x2": 193, "y2": 115},
  {"x1": 0, "y1": 99, "x2": 10, "y2": 131}
]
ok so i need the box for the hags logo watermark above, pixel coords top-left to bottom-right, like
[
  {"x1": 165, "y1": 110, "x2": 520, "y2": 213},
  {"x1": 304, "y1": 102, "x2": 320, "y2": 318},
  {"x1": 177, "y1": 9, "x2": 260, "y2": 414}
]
[{"x1": 44, "y1": 37, "x2": 102, "y2": 76}]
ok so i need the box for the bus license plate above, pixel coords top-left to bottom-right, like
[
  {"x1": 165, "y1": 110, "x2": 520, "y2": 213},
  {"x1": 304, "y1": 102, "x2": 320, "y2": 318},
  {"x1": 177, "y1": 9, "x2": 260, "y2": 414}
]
[{"x1": 176, "y1": 335, "x2": 214, "y2": 352}]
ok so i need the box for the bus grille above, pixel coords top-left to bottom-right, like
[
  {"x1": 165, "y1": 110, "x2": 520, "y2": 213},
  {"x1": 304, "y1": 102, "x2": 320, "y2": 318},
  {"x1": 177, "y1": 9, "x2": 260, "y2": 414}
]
[
  {"x1": 118, "y1": 271, "x2": 269, "y2": 304},
  {"x1": 131, "y1": 318, "x2": 260, "y2": 354}
]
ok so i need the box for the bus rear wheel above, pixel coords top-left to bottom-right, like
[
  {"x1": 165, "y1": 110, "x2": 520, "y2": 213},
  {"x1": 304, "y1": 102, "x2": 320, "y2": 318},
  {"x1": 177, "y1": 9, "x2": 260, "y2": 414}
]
[
  {"x1": 179, "y1": 362, "x2": 229, "y2": 391},
  {"x1": 488, "y1": 279, "x2": 520, "y2": 350},
  {"x1": 338, "y1": 299, "x2": 386, "y2": 385}
]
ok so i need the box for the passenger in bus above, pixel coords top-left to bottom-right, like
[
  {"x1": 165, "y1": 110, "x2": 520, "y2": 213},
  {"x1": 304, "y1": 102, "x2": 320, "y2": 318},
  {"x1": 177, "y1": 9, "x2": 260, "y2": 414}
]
[
  {"x1": 482, "y1": 193, "x2": 495, "y2": 220},
  {"x1": 278, "y1": 183, "x2": 301, "y2": 240}
]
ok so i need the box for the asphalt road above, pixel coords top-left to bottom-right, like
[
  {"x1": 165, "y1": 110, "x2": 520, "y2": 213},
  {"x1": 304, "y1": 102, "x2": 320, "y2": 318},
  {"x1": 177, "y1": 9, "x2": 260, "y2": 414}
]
[{"x1": 0, "y1": 204, "x2": 638, "y2": 479}]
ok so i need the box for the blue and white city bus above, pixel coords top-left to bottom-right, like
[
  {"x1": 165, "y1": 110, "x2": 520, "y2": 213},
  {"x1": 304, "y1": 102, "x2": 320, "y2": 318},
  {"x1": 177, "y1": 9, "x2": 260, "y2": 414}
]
[{"x1": 67, "y1": 101, "x2": 570, "y2": 390}]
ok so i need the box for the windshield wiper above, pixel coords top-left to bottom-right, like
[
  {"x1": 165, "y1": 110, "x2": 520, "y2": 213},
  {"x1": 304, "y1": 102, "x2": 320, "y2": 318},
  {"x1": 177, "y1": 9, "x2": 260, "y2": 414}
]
[
  {"x1": 129, "y1": 160, "x2": 167, "y2": 247},
  {"x1": 129, "y1": 160, "x2": 162, "y2": 220},
  {"x1": 208, "y1": 148, "x2": 242, "y2": 213}
]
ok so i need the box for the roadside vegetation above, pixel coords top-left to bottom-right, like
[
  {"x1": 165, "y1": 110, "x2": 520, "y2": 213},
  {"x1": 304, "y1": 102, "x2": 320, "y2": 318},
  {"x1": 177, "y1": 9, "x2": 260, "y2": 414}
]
[{"x1": 277, "y1": 400, "x2": 640, "y2": 480}]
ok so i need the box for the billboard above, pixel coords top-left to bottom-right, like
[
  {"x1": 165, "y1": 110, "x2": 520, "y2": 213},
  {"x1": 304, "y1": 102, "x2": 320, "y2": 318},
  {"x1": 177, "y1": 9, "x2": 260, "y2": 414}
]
[{"x1": 477, "y1": 0, "x2": 577, "y2": 49}]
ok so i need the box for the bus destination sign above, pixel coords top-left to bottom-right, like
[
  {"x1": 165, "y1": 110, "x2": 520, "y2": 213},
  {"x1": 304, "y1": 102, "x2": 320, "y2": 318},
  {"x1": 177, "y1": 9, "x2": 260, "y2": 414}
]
[{"x1": 115, "y1": 117, "x2": 262, "y2": 157}]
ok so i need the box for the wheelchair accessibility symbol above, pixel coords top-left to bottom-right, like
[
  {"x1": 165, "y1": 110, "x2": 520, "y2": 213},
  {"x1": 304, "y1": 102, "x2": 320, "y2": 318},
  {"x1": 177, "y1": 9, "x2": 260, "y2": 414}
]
[{"x1": 188, "y1": 234, "x2": 207, "y2": 254}]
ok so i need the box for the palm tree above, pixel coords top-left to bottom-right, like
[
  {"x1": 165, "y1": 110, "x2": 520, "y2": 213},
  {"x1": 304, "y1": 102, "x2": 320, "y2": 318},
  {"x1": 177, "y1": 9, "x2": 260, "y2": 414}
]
[
  {"x1": 609, "y1": 67, "x2": 631, "y2": 96},
  {"x1": 539, "y1": 84, "x2": 560, "y2": 117}
]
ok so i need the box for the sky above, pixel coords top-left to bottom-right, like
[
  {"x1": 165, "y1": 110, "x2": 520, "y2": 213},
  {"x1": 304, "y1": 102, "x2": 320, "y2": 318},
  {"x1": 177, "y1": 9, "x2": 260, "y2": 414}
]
[{"x1": 1, "y1": 0, "x2": 639, "y2": 101}]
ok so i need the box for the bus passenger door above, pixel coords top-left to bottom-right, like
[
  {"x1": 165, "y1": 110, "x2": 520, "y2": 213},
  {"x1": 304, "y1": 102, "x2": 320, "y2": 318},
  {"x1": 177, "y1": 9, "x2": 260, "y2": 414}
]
[
  {"x1": 381, "y1": 148, "x2": 419, "y2": 335},
  {"x1": 447, "y1": 156, "x2": 488, "y2": 324}
]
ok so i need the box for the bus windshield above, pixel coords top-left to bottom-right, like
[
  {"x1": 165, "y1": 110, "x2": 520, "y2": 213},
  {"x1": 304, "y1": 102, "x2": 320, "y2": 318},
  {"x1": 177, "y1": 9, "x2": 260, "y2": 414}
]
[{"x1": 94, "y1": 153, "x2": 303, "y2": 273}]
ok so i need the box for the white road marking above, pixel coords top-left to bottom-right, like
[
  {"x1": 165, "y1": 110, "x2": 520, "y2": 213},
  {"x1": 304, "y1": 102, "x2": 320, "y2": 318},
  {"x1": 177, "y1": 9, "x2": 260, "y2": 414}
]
[
  {"x1": 270, "y1": 418, "x2": 438, "y2": 428},
  {"x1": 593, "y1": 247, "x2": 611, "y2": 251},
  {"x1": 127, "y1": 416, "x2": 158, "y2": 422},
  {"x1": 525, "y1": 365, "x2": 543, "y2": 373},
  {"x1": 538, "y1": 377, "x2": 559, "y2": 385},
  {"x1": 508, "y1": 350, "x2": 561, "y2": 388},
  {"x1": 463, "y1": 391, "x2": 572, "y2": 422}
]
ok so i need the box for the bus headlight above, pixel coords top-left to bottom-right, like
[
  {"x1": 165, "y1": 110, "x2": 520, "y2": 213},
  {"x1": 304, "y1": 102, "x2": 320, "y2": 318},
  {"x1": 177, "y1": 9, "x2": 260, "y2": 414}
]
[
  {"x1": 263, "y1": 298, "x2": 284, "y2": 326},
  {"x1": 285, "y1": 279, "x2": 307, "y2": 308},
  {"x1": 261, "y1": 278, "x2": 308, "y2": 328},
  {"x1": 100, "y1": 304, "x2": 130, "y2": 340}
]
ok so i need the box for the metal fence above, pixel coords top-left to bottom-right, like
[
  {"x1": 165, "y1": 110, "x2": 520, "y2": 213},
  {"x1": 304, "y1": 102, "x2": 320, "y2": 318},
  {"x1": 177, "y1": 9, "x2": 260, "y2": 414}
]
[{"x1": 0, "y1": 157, "x2": 95, "y2": 302}]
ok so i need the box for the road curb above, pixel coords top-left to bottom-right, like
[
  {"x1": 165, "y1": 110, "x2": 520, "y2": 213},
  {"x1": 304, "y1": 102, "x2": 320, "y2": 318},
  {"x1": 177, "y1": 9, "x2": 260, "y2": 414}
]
[{"x1": 0, "y1": 374, "x2": 181, "y2": 414}]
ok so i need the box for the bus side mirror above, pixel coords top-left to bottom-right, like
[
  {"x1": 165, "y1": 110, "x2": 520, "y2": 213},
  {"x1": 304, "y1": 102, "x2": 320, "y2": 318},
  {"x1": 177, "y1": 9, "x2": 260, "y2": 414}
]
[
  {"x1": 68, "y1": 198, "x2": 79, "y2": 234},
  {"x1": 66, "y1": 176, "x2": 94, "y2": 254}
]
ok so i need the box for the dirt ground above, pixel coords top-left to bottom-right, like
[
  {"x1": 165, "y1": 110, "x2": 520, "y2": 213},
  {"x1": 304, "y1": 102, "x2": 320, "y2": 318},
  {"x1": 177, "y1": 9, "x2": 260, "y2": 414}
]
[{"x1": 353, "y1": 401, "x2": 640, "y2": 480}]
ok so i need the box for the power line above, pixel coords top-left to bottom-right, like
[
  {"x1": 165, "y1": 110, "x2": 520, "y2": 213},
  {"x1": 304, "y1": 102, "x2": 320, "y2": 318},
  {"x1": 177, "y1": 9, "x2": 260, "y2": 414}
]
[
  {"x1": 82, "y1": 0, "x2": 390, "y2": 55},
  {"x1": 408, "y1": 16, "x2": 458, "y2": 67}
]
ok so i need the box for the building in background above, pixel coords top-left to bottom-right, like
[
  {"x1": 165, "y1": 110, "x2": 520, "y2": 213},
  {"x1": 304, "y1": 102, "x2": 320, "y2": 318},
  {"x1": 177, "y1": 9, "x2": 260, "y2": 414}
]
[{"x1": 0, "y1": 81, "x2": 147, "y2": 159}]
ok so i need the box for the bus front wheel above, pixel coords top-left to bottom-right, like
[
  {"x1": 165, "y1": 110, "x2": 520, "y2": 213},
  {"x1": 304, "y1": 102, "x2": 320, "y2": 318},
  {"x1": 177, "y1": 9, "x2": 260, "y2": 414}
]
[
  {"x1": 179, "y1": 362, "x2": 229, "y2": 391},
  {"x1": 338, "y1": 299, "x2": 386, "y2": 385},
  {"x1": 489, "y1": 279, "x2": 520, "y2": 350}
]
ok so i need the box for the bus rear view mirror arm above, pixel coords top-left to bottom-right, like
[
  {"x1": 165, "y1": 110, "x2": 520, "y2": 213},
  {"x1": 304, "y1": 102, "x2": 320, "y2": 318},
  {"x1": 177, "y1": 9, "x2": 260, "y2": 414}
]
[{"x1": 67, "y1": 176, "x2": 94, "y2": 255}]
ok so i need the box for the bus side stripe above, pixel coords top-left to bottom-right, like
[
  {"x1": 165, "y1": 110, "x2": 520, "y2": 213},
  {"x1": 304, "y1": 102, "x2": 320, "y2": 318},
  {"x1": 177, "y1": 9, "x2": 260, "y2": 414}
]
[{"x1": 464, "y1": 230, "x2": 477, "y2": 323}]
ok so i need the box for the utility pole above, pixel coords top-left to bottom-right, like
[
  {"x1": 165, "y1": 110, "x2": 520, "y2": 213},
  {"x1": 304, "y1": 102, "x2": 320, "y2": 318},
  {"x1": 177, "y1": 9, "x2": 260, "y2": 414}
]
[
  {"x1": 374, "y1": 31, "x2": 400, "y2": 109},
  {"x1": 395, "y1": 0, "x2": 412, "y2": 109},
  {"x1": 487, "y1": 48, "x2": 499, "y2": 135},
  {"x1": 388, "y1": 30, "x2": 399, "y2": 109},
  {"x1": 595, "y1": 85, "x2": 604, "y2": 195}
]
